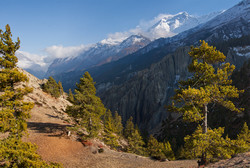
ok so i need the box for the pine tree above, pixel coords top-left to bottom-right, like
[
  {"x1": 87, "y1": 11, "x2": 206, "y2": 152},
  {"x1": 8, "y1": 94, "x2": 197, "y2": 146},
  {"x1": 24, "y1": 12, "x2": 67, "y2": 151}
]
[
  {"x1": 162, "y1": 141, "x2": 175, "y2": 160},
  {"x1": 123, "y1": 117, "x2": 146, "y2": 155},
  {"x1": 0, "y1": 24, "x2": 33, "y2": 138},
  {"x1": 0, "y1": 138, "x2": 62, "y2": 167},
  {"x1": 67, "y1": 88, "x2": 74, "y2": 103},
  {"x1": 66, "y1": 71, "x2": 106, "y2": 138},
  {"x1": 0, "y1": 24, "x2": 62, "y2": 167},
  {"x1": 169, "y1": 41, "x2": 243, "y2": 160},
  {"x1": 183, "y1": 125, "x2": 234, "y2": 160},
  {"x1": 124, "y1": 116, "x2": 134, "y2": 139},
  {"x1": 237, "y1": 122, "x2": 250, "y2": 143},
  {"x1": 232, "y1": 122, "x2": 250, "y2": 154},
  {"x1": 147, "y1": 135, "x2": 166, "y2": 160},
  {"x1": 113, "y1": 111, "x2": 123, "y2": 136},
  {"x1": 58, "y1": 81, "x2": 64, "y2": 96},
  {"x1": 103, "y1": 110, "x2": 119, "y2": 149},
  {"x1": 43, "y1": 76, "x2": 61, "y2": 98},
  {"x1": 127, "y1": 129, "x2": 146, "y2": 155}
]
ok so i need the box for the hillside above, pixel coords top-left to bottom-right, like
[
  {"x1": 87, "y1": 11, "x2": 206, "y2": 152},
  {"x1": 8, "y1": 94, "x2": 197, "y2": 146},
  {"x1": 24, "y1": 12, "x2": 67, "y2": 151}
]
[
  {"x1": 11, "y1": 69, "x2": 249, "y2": 168},
  {"x1": 17, "y1": 69, "x2": 199, "y2": 168}
]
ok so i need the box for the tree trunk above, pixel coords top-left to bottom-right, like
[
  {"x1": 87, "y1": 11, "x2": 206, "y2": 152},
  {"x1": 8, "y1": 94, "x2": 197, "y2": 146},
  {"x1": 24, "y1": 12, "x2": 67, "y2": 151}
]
[
  {"x1": 201, "y1": 103, "x2": 208, "y2": 164},
  {"x1": 203, "y1": 104, "x2": 208, "y2": 134}
]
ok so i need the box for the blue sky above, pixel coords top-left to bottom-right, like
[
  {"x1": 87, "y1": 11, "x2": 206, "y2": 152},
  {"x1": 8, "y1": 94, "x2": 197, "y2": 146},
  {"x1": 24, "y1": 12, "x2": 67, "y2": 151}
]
[{"x1": 0, "y1": 0, "x2": 242, "y2": 64}]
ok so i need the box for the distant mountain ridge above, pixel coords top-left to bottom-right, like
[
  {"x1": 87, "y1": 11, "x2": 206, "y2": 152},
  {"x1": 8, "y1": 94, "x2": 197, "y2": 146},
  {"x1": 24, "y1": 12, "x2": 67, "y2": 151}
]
[
  {"x1": 44, "y1": 11, "x2": 220, "y2": 78},
  {"x1": 45, "y1": 35, "x2": 151, "y2": 77}
]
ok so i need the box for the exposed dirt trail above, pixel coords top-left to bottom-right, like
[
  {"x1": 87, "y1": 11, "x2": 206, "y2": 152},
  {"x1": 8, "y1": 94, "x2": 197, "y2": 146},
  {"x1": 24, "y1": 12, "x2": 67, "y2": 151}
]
[{"x1": 25, "y1": 104, "x2": 198, "y2": 168}]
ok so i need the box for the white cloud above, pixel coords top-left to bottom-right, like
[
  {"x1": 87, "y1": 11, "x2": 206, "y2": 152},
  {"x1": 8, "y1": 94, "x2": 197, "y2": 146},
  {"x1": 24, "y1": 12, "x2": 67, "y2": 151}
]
[
  {"x1": 104, "y1": 13, "x2": 176, "y2": 42},
  {"x1": 16, "y1": 51, "x2": 47, "y2": 71},
  {"x1": 44, "y1": 44, "x2": 89, "y2": 63},
  {"x1": 16, "y1": 44, "x2": 90, "y2": 72}
]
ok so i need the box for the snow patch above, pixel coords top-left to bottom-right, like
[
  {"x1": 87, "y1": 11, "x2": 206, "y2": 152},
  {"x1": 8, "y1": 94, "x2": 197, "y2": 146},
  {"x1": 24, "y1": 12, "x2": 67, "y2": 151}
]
[{"x1": 233, "y1": 45, "x2": 250, "y2": 57}]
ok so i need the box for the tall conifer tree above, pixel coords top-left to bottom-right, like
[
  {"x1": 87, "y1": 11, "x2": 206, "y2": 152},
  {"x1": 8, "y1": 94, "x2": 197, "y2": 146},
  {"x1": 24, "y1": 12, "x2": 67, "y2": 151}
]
[
  {"x1": 43, "y1": 76, "x2": 61, "y2": 98},
  {"x1": 66, "y1": 72, "x2": 106, "y2": 138},
  {"x1": 124, "y1": 116, "x2": 135, "y2": 139},
  {"x1": 170, "y1": 41, "x2": 244, "y2": 160},
  {"x1": 103, "y1": 110, "x2": 119, "y2": 149},
  {"x1": 113, "y1": 111, "x2": 123, "y2": 136},
  {"x1": 0, "y1": 24, "x2": 61, "y2": 167},
  {"x1": 58, "y1": 81, "x2": 64, "y2": 96},
  {"x1": 67, "y1": 88, "x2": 74, "y2": 103}
]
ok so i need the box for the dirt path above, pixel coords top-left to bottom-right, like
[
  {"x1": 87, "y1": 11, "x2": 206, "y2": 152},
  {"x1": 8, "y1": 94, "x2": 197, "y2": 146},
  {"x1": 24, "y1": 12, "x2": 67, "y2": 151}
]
[
  {"x1": 24, "y1": 104, "x2": 198, "y2": 168},
  {"x1": 24, "y1": 101, "x2": 249, "y2": 168}
]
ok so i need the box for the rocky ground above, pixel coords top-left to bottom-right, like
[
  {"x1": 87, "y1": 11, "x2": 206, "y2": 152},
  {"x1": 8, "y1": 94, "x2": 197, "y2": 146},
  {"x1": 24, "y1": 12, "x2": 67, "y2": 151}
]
[
  {"x1": 206, "y1": 152, "x2": 250, "y2": 168},
  {"x1": 19, "y1": 70, "x2": 249, "y2": 168}
]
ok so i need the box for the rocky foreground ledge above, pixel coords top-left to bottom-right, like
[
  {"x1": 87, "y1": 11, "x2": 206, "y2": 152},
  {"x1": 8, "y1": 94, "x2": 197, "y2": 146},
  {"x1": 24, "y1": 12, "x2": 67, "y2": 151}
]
[{"x1": 206, "y1": 152, "x2": 250, "y2": 168}]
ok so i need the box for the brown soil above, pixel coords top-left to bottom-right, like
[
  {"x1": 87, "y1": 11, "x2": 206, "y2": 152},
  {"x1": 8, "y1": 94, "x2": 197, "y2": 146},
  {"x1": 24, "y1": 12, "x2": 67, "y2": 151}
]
[{"x1": 24, "y1": 104, "x2": 198, "y2": 168}]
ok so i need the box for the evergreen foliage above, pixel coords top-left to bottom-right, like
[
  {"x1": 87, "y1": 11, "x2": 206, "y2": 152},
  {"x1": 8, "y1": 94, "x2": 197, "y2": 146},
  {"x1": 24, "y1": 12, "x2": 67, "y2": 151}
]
[
  {"x1": 0, "y1": 24, "x2": 34, "y2": 138},
  {"x1": 66, "y1": 72, "x2": 106, "y2": 138},
  {"x1": 183, "y1": 125, "x2": 234, "y2": 160},
  {"x1": 162, "y1": 141, "x2": 175, "y2": 160},
  {"x1": 0, "y1": 138, "x2": 62, "y2": 168},
  {"x1": 237, "y1": 122, "x2": 250, "y2": 144},
  {"x1": 0, "y1": 24, "x2": 61, "y2": 167},
  {"x1": 127, "y1": 128, "x2": 146, "y2": 155},
  {"x1": 123, "y1": 117, "x2": 146, "y2": 155},
  {"x1": 58, "y1": 81, "x2": 64, "y2": 95},
  {"x1": 169, "y1": 41, "x2": 244, "y2": 160},
  {"x1": 103, "y1": 110, "x2": 119, "y2": 149},
  {"x1": 170, "y1": 40, "x2": 243, "y2": 124},
  {"x1": 231, "y1": 122, "x2": 250, "y2": 154},
  {"x1": 113, "y1": 111, "x2": 123, "y2": 136},
  {"x1": 43, "y1": 76, "x2": 63, "y2": 98},
  {"x1": 124, "y1": 116, "x2": 134, "y2": 139},
  {"x1": 147, "y1": 135, "x2": 175, "y2": 160},
  {"x1": 147, "y1": 135, "x2": 166, "y2": 160},
  {"x1": 67, "y1": 89, "x2": 74, "y2": 103}
]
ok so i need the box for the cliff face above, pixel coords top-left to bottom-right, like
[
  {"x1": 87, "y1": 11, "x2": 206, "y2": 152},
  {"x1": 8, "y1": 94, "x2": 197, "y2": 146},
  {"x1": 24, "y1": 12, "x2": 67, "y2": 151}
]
[
  {"x1": 100, "y1": 46, "x2": 192, "y2": 131},
  {"x1": 100, "y1": 43, "x2": 250, "y2": 132}
]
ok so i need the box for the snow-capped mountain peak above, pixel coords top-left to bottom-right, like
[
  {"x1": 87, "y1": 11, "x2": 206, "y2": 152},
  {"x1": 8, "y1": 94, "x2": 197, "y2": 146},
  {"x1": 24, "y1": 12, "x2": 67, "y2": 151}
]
[
  {"x1": 147, "y1": 11, "x2": 221, "y2": 39},
  {"x1": 100, "y1": 37, "x2": 125, "y2": 46},
  {"x1": 119, "y1": 35, "x2": 150, "y2": 47}
]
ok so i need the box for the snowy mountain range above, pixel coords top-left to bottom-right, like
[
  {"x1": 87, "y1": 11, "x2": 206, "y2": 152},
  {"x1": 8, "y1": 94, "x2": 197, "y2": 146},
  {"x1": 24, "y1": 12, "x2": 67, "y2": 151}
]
[
  {"x1": 45, "y1": 35, "x2": 151, "y2": 76},
  {"x1": 16, "y1": 10, "x2": 221, "y2": 78},
  {"x1": 43, "y1": 11, "x2": 221, "y2": 77}
]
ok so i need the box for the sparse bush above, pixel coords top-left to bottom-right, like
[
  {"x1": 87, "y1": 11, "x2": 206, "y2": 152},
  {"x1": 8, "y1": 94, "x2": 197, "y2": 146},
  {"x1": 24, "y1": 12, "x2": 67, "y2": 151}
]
[{"x1": 43, "y1": 76, "x2": 63, "y2": 98}]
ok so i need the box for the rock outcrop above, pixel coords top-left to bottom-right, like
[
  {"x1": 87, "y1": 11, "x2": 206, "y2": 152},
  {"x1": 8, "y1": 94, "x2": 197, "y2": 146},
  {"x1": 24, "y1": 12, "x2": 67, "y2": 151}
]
[
  {"x1": 18, "y1": 68, "x2": 71, "y2": 121},
  {"x1": 100, "y1": 46, "x2": 192, "y2": 131}
]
